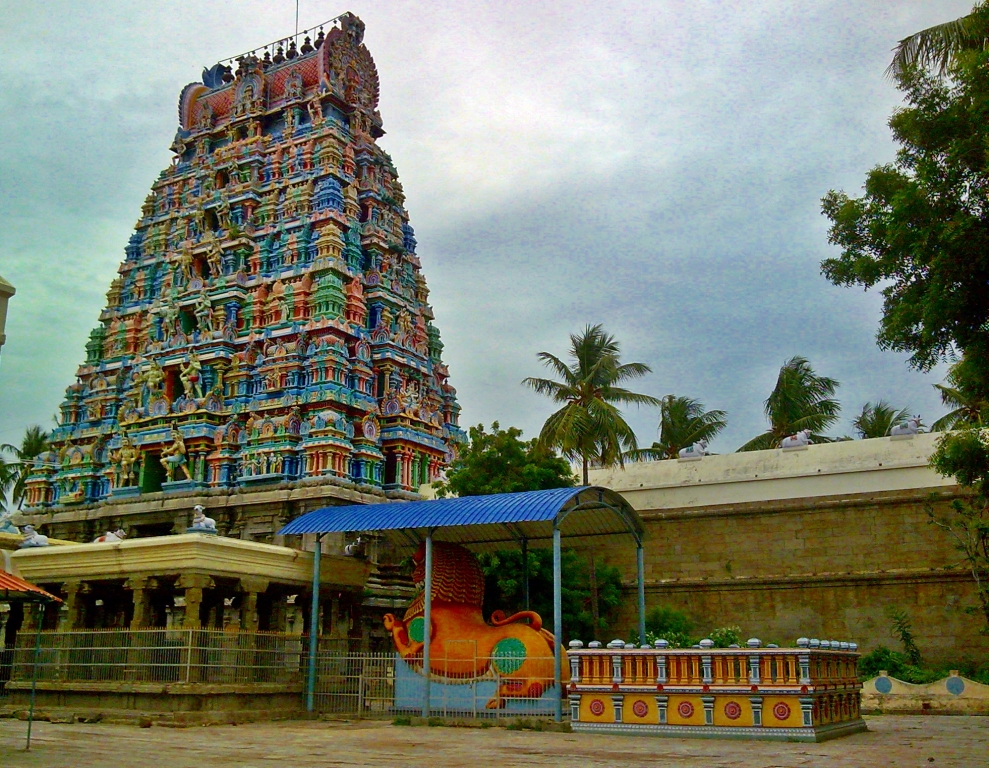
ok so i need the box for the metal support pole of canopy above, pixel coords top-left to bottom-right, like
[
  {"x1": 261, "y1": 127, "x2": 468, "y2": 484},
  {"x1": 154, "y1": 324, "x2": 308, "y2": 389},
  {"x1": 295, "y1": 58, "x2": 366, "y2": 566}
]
[
  {"x1": 422, "y1": 532, "x2": 433, "y2": 718},
  {"x1": 25, "y1": 602, "x2": 43, "y2": 751},
  {"x1": 306, "y1": 535, "x2": 322, "y2": 713},
  {"x1": 552, "y1": 525, "x2": 562, "y2": 723},
  {"x1": 637, "y1": 543, "x2": 647, "y2": 646},
  {"x1": 522, "y1": 537, "x2": 529, "y2": 611}
]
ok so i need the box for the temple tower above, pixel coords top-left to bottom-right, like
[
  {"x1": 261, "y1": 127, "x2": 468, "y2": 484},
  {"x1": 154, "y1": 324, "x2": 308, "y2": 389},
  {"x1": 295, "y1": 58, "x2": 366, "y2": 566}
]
[{"x1": 22, "y1": 14, "x2": 463, "y2": 534}]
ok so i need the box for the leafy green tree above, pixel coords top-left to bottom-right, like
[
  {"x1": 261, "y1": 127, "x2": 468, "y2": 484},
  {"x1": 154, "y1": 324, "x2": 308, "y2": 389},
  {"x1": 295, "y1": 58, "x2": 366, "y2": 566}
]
[
  {"x1": 643, "y1": 605, "x2": 695, "y2": 648},
  {"x1": 0, "y1": 454, "x2": 14, "y2": 514},
  {"x1": 523, "y1": 324, "x2": 661, "y2": 484},
  {"x1": 822, "y1": 34, "x2": 989, "y2": 384},
  {"x1": 434, "y1": 422, "x2": 575, "y2": 498},
  {"x1": 738, "y1": 356, "x2": 840, "y2": 451},
  {"x1": 1, "y1": 425, "x2": 48, "y2": 510},
  {"x1": 929, "y1": 429, "x2": 989, "y2": 633},
  {"x1": 932, "y1": 358, "x2": 989, "y2": 431},
  {"x1": 479, "y1": 548, "x2": 623, "y2": 643},
  {"x1": 432, "y1": 423, "x2": 616, "y2": 640},
  {"x1": 888, "y1": 2, "x2": 989, "y2": 79},
  {"x1": 854, "y1": 400, "x2": 912, "y2": 439},
  {"x1": 826, "y1": 10, "x2": 989, "y2": 640},
  {"x1": 633, "y1": 395, "x2": 727, "y2": 460}
]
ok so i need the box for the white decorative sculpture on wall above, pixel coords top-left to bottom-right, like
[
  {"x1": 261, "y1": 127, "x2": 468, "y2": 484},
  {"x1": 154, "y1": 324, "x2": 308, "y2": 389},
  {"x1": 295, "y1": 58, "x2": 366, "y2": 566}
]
[
  {"x1": 780, "y1": 430, "x2": 813, "y2": 449},
  {"x1": 19, "y1": 525, "x2": 50, "y2": 548},
  {"x1": 190, "y1": 504, "x2": 217, "y2": 533},
  {"x1": 890, "y1": 416, "x2": 922, "y2": 438},
  {"x1": 678, "y1": 439, "x2": 710, "y2": 460},
  {"x1": 94, "y1": 529, "x2": 127, "y2": 543},
  {"x1": 0, "y1": 509, "x2": 19, "y2": 535}
]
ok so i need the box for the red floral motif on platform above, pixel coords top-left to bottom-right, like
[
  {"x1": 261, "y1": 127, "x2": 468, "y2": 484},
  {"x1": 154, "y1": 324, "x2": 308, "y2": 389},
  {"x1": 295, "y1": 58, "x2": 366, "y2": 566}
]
[
  {"x1": 724, "y1": 701, "x2": 742, "y2": 720},
  {"x1": 773, "y1": 702, "x2": 791, "y2": 721},
  {"x1": 631, "y1": 700, "x2": 649, "y2": 719},
  {"x1": 588, "y1": 698, "x2": 605, "y2": 716},
  {"x1": 677, "y1": 701, "x2": 694, "y2": 718}
]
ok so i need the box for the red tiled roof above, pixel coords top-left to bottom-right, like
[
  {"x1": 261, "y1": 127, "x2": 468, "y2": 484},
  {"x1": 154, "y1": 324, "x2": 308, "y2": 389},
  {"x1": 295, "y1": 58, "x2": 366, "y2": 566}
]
[{"x1": 0, "y1": 570, "x2": 60, "y2": 603}]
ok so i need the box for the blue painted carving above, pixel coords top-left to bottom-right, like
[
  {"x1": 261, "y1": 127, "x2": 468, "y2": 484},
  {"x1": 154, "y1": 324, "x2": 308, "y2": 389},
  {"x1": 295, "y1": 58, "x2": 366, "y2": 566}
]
[
  {"x1": 402, "y1": 223, "x2": 417, "y2": 253},
  {"x1": 313, "y1": 177, "x2": 345, "y2": 213}
]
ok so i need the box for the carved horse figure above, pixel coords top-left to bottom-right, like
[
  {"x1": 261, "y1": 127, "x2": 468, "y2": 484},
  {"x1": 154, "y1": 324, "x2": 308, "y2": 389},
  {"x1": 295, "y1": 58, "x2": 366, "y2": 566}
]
[{"x1": 383, "y1": 541, "x2": 558, "y2": 708}]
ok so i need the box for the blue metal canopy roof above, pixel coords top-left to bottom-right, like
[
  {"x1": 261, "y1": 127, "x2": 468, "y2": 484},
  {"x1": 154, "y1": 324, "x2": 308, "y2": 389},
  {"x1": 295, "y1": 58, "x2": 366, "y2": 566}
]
[{"x1": 278, "y1": 486, "x2": 643, "y2": 553}]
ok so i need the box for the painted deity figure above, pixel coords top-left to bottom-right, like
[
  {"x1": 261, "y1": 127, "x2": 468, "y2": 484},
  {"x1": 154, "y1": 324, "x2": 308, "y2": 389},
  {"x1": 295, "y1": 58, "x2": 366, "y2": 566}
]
[
  {"x1": 375, "y1": 306, "x2": 392, "y2": 337},
  {"x1": 204, "y1": 232, "x2": 223, "y2": 277},
  {"x1": 194, "y1": 291, "x2": 214, "y2": 333},
  {"x1": 139, "y1": 359, "x2": 165, "y2": 398},
  {"x1": 160, "y1": 427, "x2": 192, "y2": 482},
  {"x1": 112, "y1": 433, "x2": 140, "y2": 487},
  {"x1": 174, "y1": 242, "x2": 194, "y2": 284},
  {"x1": 161, "y1": 299, "x2": 181, "y2": 337},
  {"x1": 180, "y1": 351, "x2": 203, "y2": 399},
  {"x1": 397, "y1": 309, "x2": 413, "y2": 343}
]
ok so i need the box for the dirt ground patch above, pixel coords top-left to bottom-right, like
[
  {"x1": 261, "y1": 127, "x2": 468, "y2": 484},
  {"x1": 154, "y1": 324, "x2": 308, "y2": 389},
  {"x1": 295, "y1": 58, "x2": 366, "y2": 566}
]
[{"x1": 1, "y1": 715, "x2": 986, "y2": 767}]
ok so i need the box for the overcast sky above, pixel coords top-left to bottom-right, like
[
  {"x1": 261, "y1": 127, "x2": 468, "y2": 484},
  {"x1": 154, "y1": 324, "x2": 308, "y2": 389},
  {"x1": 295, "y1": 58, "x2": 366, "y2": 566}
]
[{"x1": 0, "y1": 0, "x2": 974, "y2": 454}]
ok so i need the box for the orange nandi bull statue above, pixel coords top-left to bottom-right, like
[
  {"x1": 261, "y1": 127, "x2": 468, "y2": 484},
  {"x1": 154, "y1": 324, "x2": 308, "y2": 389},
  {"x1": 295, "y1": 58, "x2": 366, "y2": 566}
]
[{"x1": 383, "y1": 541, "x2": 558, "y2": 708}]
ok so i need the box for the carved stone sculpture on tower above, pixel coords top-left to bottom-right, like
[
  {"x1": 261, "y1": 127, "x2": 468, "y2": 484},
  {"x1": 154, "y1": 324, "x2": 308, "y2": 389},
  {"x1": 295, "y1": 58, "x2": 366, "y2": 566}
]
[
  {"x1": 160, "y1": 426, "x2": 192, "y2": 482},
  {"x1": 112, "y1": 433, "x2": 140, "y2": 487},
  {"x1": 180, "y1": 351, "x2": 204, "y2": 399}
]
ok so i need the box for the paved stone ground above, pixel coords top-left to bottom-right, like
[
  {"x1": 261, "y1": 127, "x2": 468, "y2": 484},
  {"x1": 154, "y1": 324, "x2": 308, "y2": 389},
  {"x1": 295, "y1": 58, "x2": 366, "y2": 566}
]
[{"x1": 0, "y1": 715, "x2": 986, "y2": 767}]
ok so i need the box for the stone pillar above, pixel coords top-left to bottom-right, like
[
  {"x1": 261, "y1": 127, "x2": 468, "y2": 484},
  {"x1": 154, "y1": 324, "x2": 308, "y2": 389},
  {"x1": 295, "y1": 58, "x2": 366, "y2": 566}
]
[
  {"x1": 59, "y1": 580, "x2": 85, "y2": 631},
  {"x1": 749, "y1": 696, "x2": 764, "y2": 726},
  {"x1": 239, "y1": 578, "x2": 269, "y2": 632},
  {"x1": 701, "y1": 695, "x2": 715, "y2": 725},
  {"x1": 177, "y1": 575, "x2": 213, "y2": 629},
  {"x1": 655, "y1": 695, "x2": 668, "y2": 724},
  {"x1": 126, "y1": 576, "x2": 151, "y2": 630}
]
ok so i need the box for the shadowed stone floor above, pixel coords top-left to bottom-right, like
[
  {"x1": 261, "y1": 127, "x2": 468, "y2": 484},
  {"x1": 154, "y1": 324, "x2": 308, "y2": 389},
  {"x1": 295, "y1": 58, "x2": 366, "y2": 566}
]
[{"x1": 1, "y1": 715, "x2": 986, "y2": 767}]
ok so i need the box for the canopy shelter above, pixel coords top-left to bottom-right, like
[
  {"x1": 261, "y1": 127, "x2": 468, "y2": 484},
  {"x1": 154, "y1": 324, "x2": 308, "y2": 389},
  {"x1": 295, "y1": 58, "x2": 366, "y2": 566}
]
[
  {"x1": 1, "y1": 561, "x2": 61, "y2": 750},
  {"x1": 279, "y1": 486, "x2": 647, "y2": 721}
]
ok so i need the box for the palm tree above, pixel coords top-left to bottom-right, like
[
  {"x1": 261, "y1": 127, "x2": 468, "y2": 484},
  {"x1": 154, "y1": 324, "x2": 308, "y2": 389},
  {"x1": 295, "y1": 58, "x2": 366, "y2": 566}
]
[
  {"x1": 888, "y1": 2, "x2": 989, "y2": 79},
  {"x1": 738, "y1": 356, "x2": 840, "y2": 451},
  {"x1": 0, "y1": 453, "x2": 14, "y2": 514},
  {"x1": 1, "y1": 425, "x2": 49, "y2": 510},
  {"x1": 854, "y1": 400, "x2": 912, "y2": 439},
  {"x1": 523, "y1": 324, "x2": 662, "y2": 484},
  {"x1": 932, "y1": 359, "x2": 988, "y2": 431},
  {"x1": 632, "y1": 395, "x2": 727, "y2": 460}
]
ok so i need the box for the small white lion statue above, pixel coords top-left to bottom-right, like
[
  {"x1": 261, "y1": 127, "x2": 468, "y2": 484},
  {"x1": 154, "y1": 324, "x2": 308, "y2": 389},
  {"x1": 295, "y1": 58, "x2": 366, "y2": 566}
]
[
  {"x1": 890, "y1": 416, "x2": 922, "y2": 437},
  {"x1": 780, "y1": 430, "x2": 813, "y2": 449},
  {"x1": 678, "y1": 439, "x2": 710, "y2": 460},
  {"x1": 19, "y1": 525, "x2": 50, "y2": 548},
  {"x1": 94, "y1": 529, "x2": 127, "y2": 543},
  {"x1": 190, "y1": 504, "x2": 217, "y2": 532}
]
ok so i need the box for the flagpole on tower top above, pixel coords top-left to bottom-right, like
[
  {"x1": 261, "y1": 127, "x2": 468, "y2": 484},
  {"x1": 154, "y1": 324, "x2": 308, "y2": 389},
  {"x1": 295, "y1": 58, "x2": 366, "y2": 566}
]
[{"x1": 295, "y1": 0, "x2": 300, "y2": 36}]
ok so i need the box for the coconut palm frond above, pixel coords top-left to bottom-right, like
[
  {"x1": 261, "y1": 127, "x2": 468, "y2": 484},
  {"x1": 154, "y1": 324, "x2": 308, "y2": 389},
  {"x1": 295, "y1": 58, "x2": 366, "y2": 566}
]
[
  {"x1": 524, "y1": 325, "x2": 657, "y2": 483},
  {"x1": 888, "y1": 11, "x2": 989, "y2": 80}
]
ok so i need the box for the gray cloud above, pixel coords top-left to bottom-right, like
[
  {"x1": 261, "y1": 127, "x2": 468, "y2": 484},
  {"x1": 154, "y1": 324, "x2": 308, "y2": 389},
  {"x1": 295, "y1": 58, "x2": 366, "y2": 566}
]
[{"x1": 0, "y1": 0, "x2": 972, "y2": 454}]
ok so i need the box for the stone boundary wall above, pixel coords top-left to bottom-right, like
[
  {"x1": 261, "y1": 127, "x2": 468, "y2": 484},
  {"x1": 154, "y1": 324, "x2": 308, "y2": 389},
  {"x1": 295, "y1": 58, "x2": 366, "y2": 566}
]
[
  {"x1": 861, "y1": 674, "x2": 989, "y2": 715},
  {"x1": 589, "y1": 434, "x2": 989, "y2": 666}
]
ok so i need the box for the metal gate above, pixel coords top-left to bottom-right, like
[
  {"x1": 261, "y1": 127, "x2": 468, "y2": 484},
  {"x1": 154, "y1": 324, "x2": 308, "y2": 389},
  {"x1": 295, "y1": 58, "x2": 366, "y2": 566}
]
[{"x1": 310, "y1": 648, "x2": 558, "y2": 718}]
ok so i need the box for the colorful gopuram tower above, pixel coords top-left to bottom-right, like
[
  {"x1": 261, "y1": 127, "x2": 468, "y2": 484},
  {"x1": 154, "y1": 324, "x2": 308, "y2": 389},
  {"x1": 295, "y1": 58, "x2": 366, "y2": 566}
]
[{"x1": 22, "y1": 13, "x2": 463, "y2": 535}]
